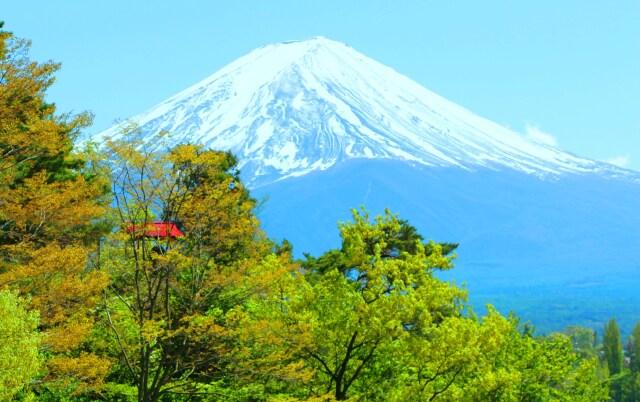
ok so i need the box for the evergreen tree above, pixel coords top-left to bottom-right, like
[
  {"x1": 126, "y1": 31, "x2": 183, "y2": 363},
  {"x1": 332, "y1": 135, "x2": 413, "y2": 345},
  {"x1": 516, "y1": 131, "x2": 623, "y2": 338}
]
[
  {"x1": 603, "y1": 316, "x2": 625, "y2": 402},
  {"x1": 622, "y1": 322, "x2": 640, "y2": 402},
  {"x1": 632, "y1": 322, "x2": 640, "y2": 374},
  {"x1": 604, "y1": 318, "x2": 623, "y2": 376}
]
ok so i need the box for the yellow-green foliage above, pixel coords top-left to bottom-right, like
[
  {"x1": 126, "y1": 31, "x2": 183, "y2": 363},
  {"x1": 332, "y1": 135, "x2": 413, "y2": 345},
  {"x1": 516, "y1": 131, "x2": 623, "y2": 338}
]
[
  {"x1": 242, "y1": 209, "x2": 607, "y2": 401},
  {"x1": 0, "y1": 290, "x2": 41, "y2": 400},
  {"x1": 96, "y1": 126, "x2": 293, "y2": 401}
]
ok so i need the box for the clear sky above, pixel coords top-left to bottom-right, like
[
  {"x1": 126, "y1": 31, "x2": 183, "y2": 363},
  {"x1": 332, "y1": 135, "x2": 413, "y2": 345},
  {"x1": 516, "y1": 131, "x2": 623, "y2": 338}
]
[{"x1": 3, "y1": 1, "x2": 639, "y2": 170}]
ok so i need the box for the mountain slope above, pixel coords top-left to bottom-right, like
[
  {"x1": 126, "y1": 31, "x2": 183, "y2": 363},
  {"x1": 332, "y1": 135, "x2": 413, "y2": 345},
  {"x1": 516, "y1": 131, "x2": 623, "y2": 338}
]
[
  {"x1": 96, "y1": 36, "x2": 634, "y2": 187},
  {"x1": 251, "y1": 159, "x2": 640, "y2": 334}
]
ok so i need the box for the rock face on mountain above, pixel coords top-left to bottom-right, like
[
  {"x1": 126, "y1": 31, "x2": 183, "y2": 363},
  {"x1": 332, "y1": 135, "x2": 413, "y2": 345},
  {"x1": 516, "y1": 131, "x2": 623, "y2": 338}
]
[{"x1": 95, "y1": 37, "x2": 640, "y2": 334}]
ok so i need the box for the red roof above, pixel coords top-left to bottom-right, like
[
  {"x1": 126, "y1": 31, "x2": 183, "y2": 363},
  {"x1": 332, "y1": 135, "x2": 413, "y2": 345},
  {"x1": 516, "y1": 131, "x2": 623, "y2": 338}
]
[{"x1": 127, "y1": 222, "x2": 184, "y2": 238}]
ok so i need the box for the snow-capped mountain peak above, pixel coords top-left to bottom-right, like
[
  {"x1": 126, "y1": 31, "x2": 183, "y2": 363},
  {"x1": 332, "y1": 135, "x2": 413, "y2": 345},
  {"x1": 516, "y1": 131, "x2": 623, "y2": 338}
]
[{"x1": 95, "y1": 37, "x2": 627, "y2": 187}]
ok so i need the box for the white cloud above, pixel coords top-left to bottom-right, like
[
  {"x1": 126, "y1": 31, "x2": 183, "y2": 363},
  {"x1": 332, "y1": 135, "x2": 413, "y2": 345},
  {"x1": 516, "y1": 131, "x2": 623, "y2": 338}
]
[
  {"x1": 524, "y1": 123, "x2": 558, "y2": 147},
  {"x1": 602, "y1": 154, "x2": 631, "y2": 168}
]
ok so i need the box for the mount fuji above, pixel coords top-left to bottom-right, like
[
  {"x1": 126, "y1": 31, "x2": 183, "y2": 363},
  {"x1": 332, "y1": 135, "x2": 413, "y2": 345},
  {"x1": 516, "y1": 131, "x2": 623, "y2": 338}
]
[{"x1": 95, "y1": 37, "x2": 640, "y2": 334}]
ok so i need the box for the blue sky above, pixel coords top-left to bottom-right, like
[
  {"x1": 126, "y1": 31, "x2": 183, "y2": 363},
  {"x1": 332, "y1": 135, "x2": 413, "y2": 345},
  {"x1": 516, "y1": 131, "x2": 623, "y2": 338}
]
[{"x1": 4, "y1": 1, "x2": 639, "y2": 170}]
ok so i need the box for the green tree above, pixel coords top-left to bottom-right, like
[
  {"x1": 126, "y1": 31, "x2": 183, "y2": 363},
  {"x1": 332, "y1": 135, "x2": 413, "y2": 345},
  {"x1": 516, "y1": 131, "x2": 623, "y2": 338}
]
[
  {"x1": 0, "y1": 290, "x2": 41, "y2": 400},
  {"x1": 563, "y1": 325, "x2": 598, "y2": 359},
  {"x1": 253, "y1": 209, "x2": 466, "y2": 400},
  {"x1": 631, "y1": 322, "x2": 640, "y2": 374},
  {"x1": 620, "y1": 321, "x2": 640, "y2": 402},
  {"x1": 603, "y1": 317, "x2": 627, "y2": 401},
  {"x1": 301, "y1": 218, "x2": 457, "y2": 285},
  {"x1": 604, "y1": 318, "x2": 623, "y2": 376},
  {"x1": 460, "y1": 321, "x2": 608, "y2": 402},
  {"x1": 247, "y1": 209, "x2": 607, "y2": 401}
]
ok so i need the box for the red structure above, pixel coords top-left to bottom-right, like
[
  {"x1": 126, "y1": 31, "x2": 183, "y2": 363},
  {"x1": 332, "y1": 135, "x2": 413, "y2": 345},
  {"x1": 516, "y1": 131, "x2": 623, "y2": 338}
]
[{"x1": 127, "y1": 222, "x2": 184, "y2": 238}]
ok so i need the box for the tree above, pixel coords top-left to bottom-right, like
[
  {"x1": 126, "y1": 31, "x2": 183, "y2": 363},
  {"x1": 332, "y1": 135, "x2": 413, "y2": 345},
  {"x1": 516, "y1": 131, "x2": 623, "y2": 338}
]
[
  {"x1": 618, "y1": 321, "x2": 640, "y2": 402},
  {"x1": 0, "y1": 25, "x2": 111, "y2": 394},
  {"x1": 254, "y1": 209, "x2": 466, "y2": 400},
  {"x1": 301, "y1": 217, "x2": 457, "y2": 284},
  {"x1": 603, "y1": 317, "x2": 628, "y2": 401},
  {"x1": 631, "y1": 322, "x2": 640, "y2": 374},
  {"x1": 0, "y1": 290, "x2": 41, "y2": 400},
  {"x1": 0, "y1": 23, "x2": 94, "y2": 191},
  {"x1": 563, "y1": 325, "x2": 599, "y2": 360},
  {"x1": 247, "y1": 209, "x2": 607, "y2": 401},
  {"x1": 604, "y1": 318, "x2": 623, "y2": 376},
  {"x1": 96, "y1": 126, "x2": 289, "y2": 401},
  {"x1": 457, "y1": 317, "x2": 608, "y2": 402}
]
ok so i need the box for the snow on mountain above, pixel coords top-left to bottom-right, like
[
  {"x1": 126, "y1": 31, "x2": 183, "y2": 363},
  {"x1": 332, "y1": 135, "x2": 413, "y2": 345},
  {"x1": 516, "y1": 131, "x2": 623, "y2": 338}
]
[{"x1": 95, "y1": 36, "x2": 631, "y2": 186}]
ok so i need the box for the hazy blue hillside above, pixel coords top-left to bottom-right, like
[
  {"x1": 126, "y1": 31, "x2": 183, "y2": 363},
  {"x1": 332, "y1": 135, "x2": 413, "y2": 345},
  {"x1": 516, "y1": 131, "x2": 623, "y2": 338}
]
[{"x1": 252, "y1": 159, "x2": 640, "y2": 334}]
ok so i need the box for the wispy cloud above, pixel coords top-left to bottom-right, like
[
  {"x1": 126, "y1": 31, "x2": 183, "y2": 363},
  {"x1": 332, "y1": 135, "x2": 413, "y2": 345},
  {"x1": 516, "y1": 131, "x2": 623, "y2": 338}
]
[
  {"x1": 524, "y1": 123, "x2": 558, "y2": 147},
  {"x1": 602, "y1": 154, "x2": 630, "y2": 168}
]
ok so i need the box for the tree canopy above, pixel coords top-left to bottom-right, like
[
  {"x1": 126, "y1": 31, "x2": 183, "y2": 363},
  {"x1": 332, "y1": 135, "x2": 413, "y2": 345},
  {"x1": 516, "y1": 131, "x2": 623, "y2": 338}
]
[
  {"x1": 240, "y1": 209, "x2": 607, "y2": 401},
  {"x1": 0, "y1": 25, "x2": 111, "y2": 396},
  {"x1": 89, "y1": 125, "x2": 293, "y2": 401}
]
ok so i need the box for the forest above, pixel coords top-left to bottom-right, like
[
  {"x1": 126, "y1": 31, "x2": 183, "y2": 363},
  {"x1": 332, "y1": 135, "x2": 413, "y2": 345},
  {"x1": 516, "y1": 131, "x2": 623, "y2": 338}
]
[{"x1": 0, "y1": 24, "x2": 639, "y2": 402}]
